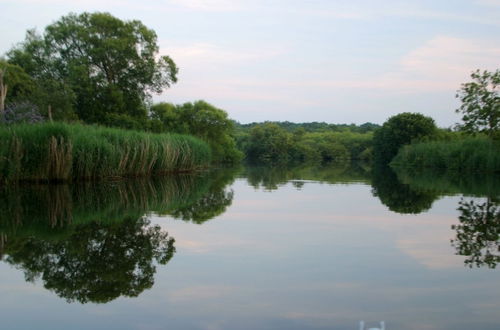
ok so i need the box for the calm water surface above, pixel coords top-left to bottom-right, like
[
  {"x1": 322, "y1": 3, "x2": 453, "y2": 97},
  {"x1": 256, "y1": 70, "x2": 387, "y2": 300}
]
[{"x1": 0, "y1": 165, "x2": 499, "y2": 330}]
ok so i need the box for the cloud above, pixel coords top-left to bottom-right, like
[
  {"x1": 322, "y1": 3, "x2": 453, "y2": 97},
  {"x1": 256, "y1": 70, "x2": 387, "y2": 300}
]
[
  {"x1": 475, "y1": 0, "x2": 500, "y2": 6},
  {"x1": 295, "y1": 2, "x2": 500, "y2": 26},
  {"x1": 394, "y1": 36, "x2": 500, "y2": 89},
  {"x1": 163, "y1": 42, "x2": 285, "y2": 66},
  {"x1": 168, "y1": 0, "x2": 245, "y2": 11},
  {"x1": 237, "y1": 35, "x2": 500, "y2": 93},
  {"x1": 168, "y1": 285, "x2": 239, "y2": 302}
]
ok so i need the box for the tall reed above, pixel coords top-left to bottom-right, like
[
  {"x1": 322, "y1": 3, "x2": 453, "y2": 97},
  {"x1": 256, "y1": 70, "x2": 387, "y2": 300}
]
[
  {"x1": 391, "y1": 136, "x2": 500, "y2": 173},
  {"x1": 0, "y1": 122, "x2": 212, "y2": 182}
]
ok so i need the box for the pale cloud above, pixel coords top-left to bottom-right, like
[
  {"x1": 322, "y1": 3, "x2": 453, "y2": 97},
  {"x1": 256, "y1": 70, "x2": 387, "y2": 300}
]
[
  {"x1": 220, "y1": 36, "x2": 499, "y2": 93},
  {"x1": 396, "y1": 237, "x2": 462, "y2": 270},
  {"x1": 163, "y1": 230, "x2": 256, "y2": 254},
  {"x1": 168, "y1": 0, "x2": 245, "y2": 11},
  {"x1": 300, "y1": 2, "x2": 500, "y2": 26},
  {"x1": 475, "y1": 0, "x2": 500, "y2": 6},
  {"x1": 394, "y1": 36, "x2": 500, "y2": 89},
  {"x1": 163, "y1": 42, "x2": 286, "y2": 66},
  {"x1": 168, "y1": 285, "x2": 239, "y2": 302}
]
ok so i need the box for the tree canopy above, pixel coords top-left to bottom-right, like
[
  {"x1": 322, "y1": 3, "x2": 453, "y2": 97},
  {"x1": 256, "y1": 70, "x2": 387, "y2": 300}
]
[
  {"x1": 150, "y1": 101, "x2": 243, "y2": 163},
  {"x1": 456, "y1": 69, "x2": 500, "y2": 137},
  {"x1": 7, "y1": 12, "x2": 178, "y2": 124},
  {"x1": 373, "y1": 112, "x2": 437, "y2": 164}
]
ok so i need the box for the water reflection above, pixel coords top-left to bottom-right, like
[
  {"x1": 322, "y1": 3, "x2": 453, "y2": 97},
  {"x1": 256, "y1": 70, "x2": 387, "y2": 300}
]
[
  {"x1": 393, "y1": 167, "x2": 500, "y2": 198},
  {"x1": 390, "y1": 166, "x2": 500, "y2": 268},
  {"x1": 0, "y1": 170, "x2": 238, "y2": 303},
  {"x1": 4, "y1": 216, "x2": 174, "y2": 304},
  {"x1": 243, "y1": 163, "x2": 500, "y2": 269},
  {"x1": 2, "y1": 163, "x2": 500, "y2": 306},
  {"x1": 452, "y1": 198, "x2": 500, "y2": 269},
  {"x1": 371, "y1": 165, "x2": 438, "y2": 214},
  {"x1": 243, "y1": 162, "x2": 371, "y2": 191},
  {"x1": 165, "y1": 166, "x2": 239, "y2": 224}
]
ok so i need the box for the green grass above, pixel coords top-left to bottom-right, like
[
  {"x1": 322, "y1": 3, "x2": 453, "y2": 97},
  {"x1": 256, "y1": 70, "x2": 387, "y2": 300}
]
[
  {"x1": 391, "y1": 136, "x2": 500, "y2": 173},
  {"x1": 0, "y1": 122, "x2": 212, "y2": 182}
]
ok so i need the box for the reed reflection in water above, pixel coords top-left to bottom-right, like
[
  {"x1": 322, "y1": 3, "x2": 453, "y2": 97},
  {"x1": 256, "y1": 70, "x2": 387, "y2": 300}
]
[{"x1": 0, "y1": 169, "x2": 237, "y2": 303}]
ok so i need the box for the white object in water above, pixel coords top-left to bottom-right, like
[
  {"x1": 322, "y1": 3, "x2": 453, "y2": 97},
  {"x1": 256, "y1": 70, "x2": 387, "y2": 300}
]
[{"x1": 359, "y1": 321, "x2": 385, "y2": 330}]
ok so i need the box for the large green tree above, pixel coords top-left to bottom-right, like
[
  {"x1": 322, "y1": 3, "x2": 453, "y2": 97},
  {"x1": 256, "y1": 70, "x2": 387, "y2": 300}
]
[
  {"x1": 456, "y1": 69, "x2": 500, "y2": 137},
  {"x1": 373, "y1": 112, "x2": 437, "y2": 164},
  {"x1": 7, "y1": 12, "x2": 178, "y2": 124}
]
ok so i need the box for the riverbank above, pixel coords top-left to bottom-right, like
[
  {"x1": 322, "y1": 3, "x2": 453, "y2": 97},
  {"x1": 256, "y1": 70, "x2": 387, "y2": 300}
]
[
  {"x1": 0, "y1": 122, "x2": 212, "y2": 183},
  {"x1": 391, "y1": 136, "x2": 500, "y2": 173}
]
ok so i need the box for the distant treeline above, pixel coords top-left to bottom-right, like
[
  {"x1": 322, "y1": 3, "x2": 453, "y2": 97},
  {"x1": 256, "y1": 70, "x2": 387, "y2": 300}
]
[
  {"x1": 235, "y1": 121, "x2": 379, "y2": 164},
  {"x1": 237, "y1": 121, "x2": 380, "y2": 133}
]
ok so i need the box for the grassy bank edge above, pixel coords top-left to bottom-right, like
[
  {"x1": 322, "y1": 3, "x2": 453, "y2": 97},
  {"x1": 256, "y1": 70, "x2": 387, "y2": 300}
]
[
  {"x1": 391, "y1": 136, "x2": 500, "y2": 173},
  {"x1": 0, "y1": 122, "x2": 212, "y2": 183}
]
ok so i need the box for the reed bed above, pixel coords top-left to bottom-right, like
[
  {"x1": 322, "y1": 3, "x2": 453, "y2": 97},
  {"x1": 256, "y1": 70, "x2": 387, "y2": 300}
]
[
  {"x1": 0, "y1": 122, "x2": 212, "y2": 182},
  {"x1": 391, "y1": 136, "x2": 500, "y2": 173}
]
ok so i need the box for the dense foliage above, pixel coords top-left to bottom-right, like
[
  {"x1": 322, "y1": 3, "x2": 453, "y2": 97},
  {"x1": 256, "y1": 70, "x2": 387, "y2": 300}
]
[
  {"x1": 150, "y1": 101, "x2": 243, "y2": 163},
  {"x1": 391, "y1": 135, "x2": 500, "y2": 173},
  {"x1": 6, "y1": 12, "x2": 177, "y2": 124},
  {"x1": 237, "y1": 121, "x2": 380, "y2": 133},
  {"x1": 456, "y1": 69, "x2": 500, "y2": 137},
  {"x1": 237, "y1": 121, "x2": 374, "y2": 164},
  {"x1": 373, "y1": 112, "x2": 437, "y2": 164},
  {"x1": 0, "y1": 122, "x2": 211, "y2": 182},
  {"x1": 390, "y1": 69, "x2": 500, "y2": 173}
]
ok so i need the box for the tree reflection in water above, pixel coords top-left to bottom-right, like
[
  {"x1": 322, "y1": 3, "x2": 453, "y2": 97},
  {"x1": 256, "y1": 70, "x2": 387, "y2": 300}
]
[
  {"x1": 452, "y1": 198, "x2": 500, "y2": 269},
  {"x1": 390, "y1": 166, "x2": 500, "y2": 268},
  {"x1": 166, "y1": 166, "x2": 239, "y2": 224},
  {"x1": 5, "y1": 216, "x2": 174, "y2": 303},
  {"x1": 243, "y1": 162, "x2": 370, "y2": 191},
  {"x1": 0, "y1": 169, "x2": 238, "y2": 303},
  {"x1": 371, "y1": 165, "x2": 438, "y2": 214}
]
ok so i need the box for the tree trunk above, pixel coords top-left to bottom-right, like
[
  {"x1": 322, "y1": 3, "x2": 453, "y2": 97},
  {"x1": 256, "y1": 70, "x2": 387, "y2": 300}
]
[
  {"x1": 48, "y1": 105, "x2": 53, "y2": 122},
  {"x1": 0, "y1": 69, "x2": 7, "y2": 115},
  {"x1": 0, "y1": 233, "x2": 5, "y2": 260}
]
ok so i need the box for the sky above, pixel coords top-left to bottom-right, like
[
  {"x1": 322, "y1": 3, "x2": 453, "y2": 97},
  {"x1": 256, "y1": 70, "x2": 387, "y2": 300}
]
[{"x1": 1, "y1": 0, "x2": 499, "y2": 127}]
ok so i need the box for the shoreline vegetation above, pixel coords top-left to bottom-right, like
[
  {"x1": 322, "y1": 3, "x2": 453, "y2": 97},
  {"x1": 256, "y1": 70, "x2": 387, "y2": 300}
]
[
  {"x1": 0, "y1": 12, "x2": 498, "y2": 183},
  {"x1": 0, "y1": 122, "x2": 211, "y2": 183},
  {"x1": 391, "y1": 135, "x2": 500, "y2": 174}
]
